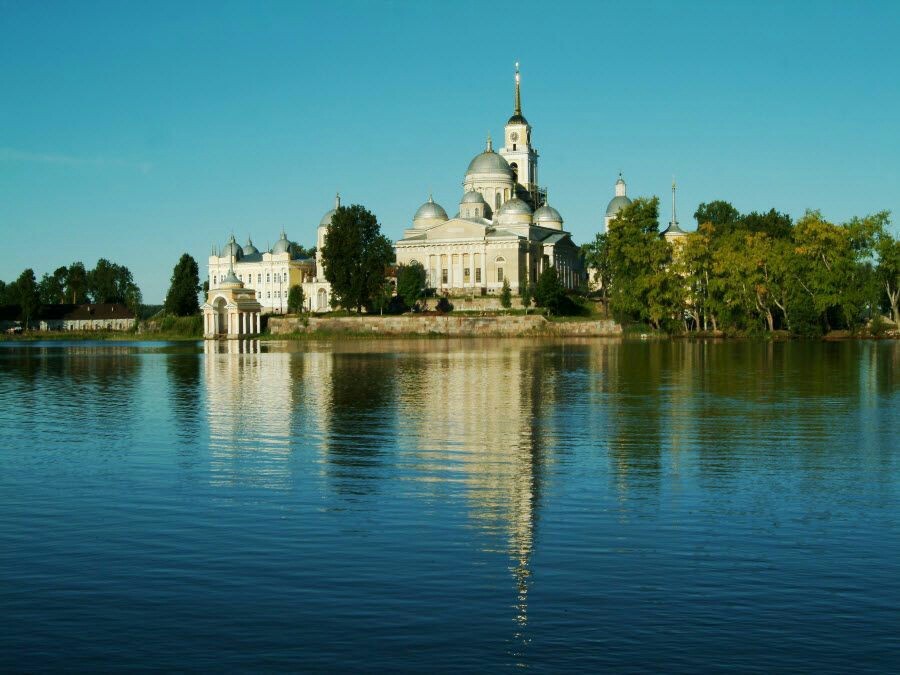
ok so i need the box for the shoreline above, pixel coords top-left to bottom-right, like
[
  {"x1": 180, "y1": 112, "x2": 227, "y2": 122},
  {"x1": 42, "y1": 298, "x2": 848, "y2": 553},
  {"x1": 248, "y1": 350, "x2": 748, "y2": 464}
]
[{"x1": 3, "y1": 316, "x2": 896, "y2": 343}]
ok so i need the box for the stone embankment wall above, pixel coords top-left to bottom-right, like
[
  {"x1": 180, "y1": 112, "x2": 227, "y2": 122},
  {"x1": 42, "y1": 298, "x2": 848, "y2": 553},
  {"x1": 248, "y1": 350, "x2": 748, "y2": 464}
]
[{"x1": 268, "y1": 315, "x2": 622, "y2": 337}]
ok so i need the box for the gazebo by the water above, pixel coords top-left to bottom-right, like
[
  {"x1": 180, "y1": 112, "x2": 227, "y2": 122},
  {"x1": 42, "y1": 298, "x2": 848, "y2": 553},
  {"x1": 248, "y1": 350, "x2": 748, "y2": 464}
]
[{"x1": 201, "y1": 266, "x2": 262, "y2": 339}]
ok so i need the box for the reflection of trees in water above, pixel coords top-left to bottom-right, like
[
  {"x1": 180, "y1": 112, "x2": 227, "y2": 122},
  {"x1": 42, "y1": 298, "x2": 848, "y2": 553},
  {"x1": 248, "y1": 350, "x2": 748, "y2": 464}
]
[
  {"x1": 0, "y1": 346, "x2": 142, "y2": 451},
  {"x1": 167, "y1": 354, "x2": 201, "y2": 447},
  {"x1": 324, "y1": 353, "x2": 397, "y2": 495}
]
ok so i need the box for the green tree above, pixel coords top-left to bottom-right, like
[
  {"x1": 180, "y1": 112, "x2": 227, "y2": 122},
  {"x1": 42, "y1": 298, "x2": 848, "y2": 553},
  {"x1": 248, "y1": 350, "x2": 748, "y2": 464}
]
[
  {"x1": 520, "y1": 275, "x2": 533, "y2": 313},
  {"x1": 88, "y1": 259, "x2": 142, "y2": 313},
  {"x1": 582, "y1": 233, "x2": 611, "y2": 302},
  {"x1": 321, "y1": 204, "x2": 394, "y2": 313},
  {"x1": 874, "y1": 225, "x2": 899, "y2": 324},
  {"x1": 288, "y1": 284, "x2": 306, "y2": 314},
  {"x1": 397, "y1": 261, "x2": 427, "y2": 310},
  {"x1": 534, "y1": 266, "x2": 567, "y2": 315},
  {"x1": 694, "y1": 200, "x2": 740, "y2": 229},
  {"x1": 164, "y1": 253, "x2": 201, "y2": 316},
  {"x1": 371, "y1": 282, "x2": 395, "y2": 315},
  {"x1": 0, "y1": 280, "x2": 10, "y2": 305},
  {"x1": 15, "y1": 269, "x2": 41, "y2": 329},
  {"x1": 38, "y1": 266, "x2": 69, "y2": 305},
  {"x1": 499, "y1": 278, "x2": 512, "y2": 309},
  {"x1": 66, "y1": 262, "x2": 88, "y2": 304},
  {"x1": 605, "y1": 197, "x2": 674, "y2": 329}
]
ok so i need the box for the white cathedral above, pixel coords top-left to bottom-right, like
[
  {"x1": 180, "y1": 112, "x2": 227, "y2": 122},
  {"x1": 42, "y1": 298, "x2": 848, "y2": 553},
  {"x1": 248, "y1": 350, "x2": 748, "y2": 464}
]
[{"x1": 394, "y1": 64, "x2": 585, "y2": 295}]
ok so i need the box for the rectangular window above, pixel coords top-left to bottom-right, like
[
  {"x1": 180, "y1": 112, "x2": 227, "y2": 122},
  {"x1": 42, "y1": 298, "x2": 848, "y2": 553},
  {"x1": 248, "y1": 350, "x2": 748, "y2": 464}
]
[
  {"x1": 497, "y1": 268, "x2": 504, "y2": 282},
  {"x1": 464, "y1": 267, "x2": 470, "y2": 282},
  {"x1": 475, "y1": 268, "x2": 481, "y2": 283},
  {"x1": 267, "y1": 273, "x2": 271, "y2": 283},
  {"x1": 257, "y1": 274, "x2": 262, "y2": 283},
  {"x1": 267, "y1": 292, "x2": 271, "y2": 298},
  {"x1": 441, "y1": 269, "x2": 448, "y2": 284}
]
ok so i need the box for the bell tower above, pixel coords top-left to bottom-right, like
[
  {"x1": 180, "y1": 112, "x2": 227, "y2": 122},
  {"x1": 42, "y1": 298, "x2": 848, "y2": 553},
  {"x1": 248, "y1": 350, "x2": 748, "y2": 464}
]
[{"x1": 500, "y1": 62, "x2": 540, "y2": 204}]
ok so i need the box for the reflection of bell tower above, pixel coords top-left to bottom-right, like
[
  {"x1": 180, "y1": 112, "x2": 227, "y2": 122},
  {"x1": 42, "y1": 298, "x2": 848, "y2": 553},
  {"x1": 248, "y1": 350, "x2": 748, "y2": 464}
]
[{"x1": 500, "y1": 63, "x2": 540, "y2": 204}]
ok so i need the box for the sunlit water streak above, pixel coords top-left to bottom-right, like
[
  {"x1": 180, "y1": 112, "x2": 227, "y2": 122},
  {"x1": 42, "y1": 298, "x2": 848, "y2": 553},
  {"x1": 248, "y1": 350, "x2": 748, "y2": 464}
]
[{"x1": 0, "y1": 338, "x2": 897, "y2": 672}]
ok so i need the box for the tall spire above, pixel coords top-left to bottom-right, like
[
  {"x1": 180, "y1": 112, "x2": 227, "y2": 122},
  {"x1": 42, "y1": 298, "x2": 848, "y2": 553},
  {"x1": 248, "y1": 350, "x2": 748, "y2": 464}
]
[
  {"x1": 514, "y1": 61, "x2": 521, "y2": 116},
  {"x1": 335, "y1": 192, "x2": 341, "y2": 209},
  {"x1": 671, "y1": 177, "x2": 678, "y2": 228}
]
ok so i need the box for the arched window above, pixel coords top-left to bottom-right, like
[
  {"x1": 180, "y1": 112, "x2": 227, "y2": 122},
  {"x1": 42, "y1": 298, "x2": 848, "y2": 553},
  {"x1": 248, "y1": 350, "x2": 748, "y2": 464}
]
[
  {"x1": 510, "y1": 162, "x2": 518, "y2": 183},
  {"x1": 495, "y1": 193, "x2": 501, "y2": 210}
]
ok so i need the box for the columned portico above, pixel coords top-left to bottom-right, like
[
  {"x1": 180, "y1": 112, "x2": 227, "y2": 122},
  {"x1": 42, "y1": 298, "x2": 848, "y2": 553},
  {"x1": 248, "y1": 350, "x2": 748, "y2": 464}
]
[{"x1": 202, "y1": 267, "x2": 263, "y2": 339}]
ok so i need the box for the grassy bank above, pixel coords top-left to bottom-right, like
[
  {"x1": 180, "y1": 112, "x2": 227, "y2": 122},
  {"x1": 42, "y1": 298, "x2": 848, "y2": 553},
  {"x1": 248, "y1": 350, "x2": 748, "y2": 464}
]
[{"x1": 3, "y1": 314, "x2": 204, "y2": 342}]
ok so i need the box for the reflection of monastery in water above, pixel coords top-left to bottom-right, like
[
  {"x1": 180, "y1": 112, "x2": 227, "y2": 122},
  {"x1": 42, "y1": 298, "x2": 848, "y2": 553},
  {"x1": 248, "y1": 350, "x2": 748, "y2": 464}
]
[
  {"x1": 203, "y1": 340, "x2": 296, "y2": 489},
  {"x1": 393, "y1": 344, "x2": 553, "y2": 649}
]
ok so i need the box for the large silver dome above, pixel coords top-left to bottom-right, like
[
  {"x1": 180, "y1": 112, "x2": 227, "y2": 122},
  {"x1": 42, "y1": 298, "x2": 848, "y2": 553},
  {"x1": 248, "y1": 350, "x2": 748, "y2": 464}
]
[
  {"x1": 605, "y1": 195, "x2": 632, "y2": 217},
  {"x1": 466, "y1": 151, "x2": 513, "y2": 177}
]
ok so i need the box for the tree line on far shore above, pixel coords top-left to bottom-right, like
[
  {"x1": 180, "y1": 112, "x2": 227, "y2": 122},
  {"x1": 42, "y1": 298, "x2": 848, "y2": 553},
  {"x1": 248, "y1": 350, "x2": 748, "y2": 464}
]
[
  {"x1": 584, "y1": 199, "x2": 899, "y2": 335},
  {"x1": 0, "y1": 260, "x2": 143, "y2": 327}
]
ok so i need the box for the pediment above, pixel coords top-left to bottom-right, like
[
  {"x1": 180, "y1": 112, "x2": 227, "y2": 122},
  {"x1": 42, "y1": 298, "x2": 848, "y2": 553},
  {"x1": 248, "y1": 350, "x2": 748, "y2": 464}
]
[{"x1": 424, "y1": 218, "x2": 490, "y2": 241}]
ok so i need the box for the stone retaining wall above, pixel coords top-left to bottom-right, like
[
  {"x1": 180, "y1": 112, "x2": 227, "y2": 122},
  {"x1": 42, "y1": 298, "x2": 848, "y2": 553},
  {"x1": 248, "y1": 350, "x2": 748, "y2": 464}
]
[{"x1": 268, "y1": 315, "x2": 622, "y2": 337}]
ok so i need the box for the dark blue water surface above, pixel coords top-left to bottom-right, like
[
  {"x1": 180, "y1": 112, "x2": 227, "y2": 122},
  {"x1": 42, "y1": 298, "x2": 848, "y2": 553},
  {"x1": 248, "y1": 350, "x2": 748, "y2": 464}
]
[{"x1": 1, "y1": 338, "x2": 898, "y2": 672}]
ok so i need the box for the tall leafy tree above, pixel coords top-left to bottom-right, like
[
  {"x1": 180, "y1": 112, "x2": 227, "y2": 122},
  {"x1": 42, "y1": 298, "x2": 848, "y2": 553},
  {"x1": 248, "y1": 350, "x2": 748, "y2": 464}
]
[
  {"x1": 396, "y1": 262, "x2": 427, "y2": 310},
  {"x1": 15, "y1": 269, "x2": 41, "y2": 329},
  {"x1": 534, "y1": 266, "x2": 565, "y2": 314},
  {"x1": 874, "y1": 226, "x2": 899, "y2": 324},
  {"x1": 582, "y1": 233, "x2": 611, "y2": 302},
  {"x1": 288, "y1": 285, "x2": 305, "y2": 314},
  {"x1": 38, "y1": 266, "x2": 69, "y2": 305},
  {"x1": 694, "y1": 200, "x2": 740, "y2": 230},
  {"x1": 499, "y1": 278, "x2": 512, "y2": 309},
  {"x1": 606, "y1": 197, "x2": 675, "y2": 329},
  {"x1": 320, "y1": 204, "x2": 394, "y2": 313},
  {"x1": 164, "y1": 253, "x2": 201, "y2": 316},
  {"x1": 88, "y1": 258, "x2": 142, "y2": 314},
  {"x1": 66, "y1": 262, "x2": 88, "y2": 304}
]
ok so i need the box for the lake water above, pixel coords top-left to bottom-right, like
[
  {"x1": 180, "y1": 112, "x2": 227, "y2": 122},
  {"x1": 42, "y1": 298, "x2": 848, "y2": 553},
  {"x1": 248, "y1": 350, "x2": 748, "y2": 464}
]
[{"x1": 0, "y1": 338, "x2": 898, "y2": 672}]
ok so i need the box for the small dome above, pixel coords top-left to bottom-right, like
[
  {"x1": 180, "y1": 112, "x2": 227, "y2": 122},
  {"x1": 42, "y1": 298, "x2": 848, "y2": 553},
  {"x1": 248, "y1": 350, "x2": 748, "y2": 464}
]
[
  {"x1": 466, "y1": 137, "x2": 513, "y2": 177},
  {"x1": 461, "y1": 189, "x2": 485, "y2": 204},
  {"x1": 533, "y1": 203, "x2": 563, "y2": 226},
  {"x1": 413, "y1": 195, "x2": 449, "y2": 223},
  {"x1": 271, "y1": 231, "x2": 292, "y2": 254},
  {"x1": 616, "y1": 175, "x2": 626, "y2": 186},
  {"x1": 497, "y1": 197, "x2": 533, "y2": 217},
  {"x1": 507, "y1": 113, "x2": 529, "y2": 126},
  {"x1": 219, "y1": 268, "x2": 243, "y2": 288},
  {"x1": 495, "y1": 197, "x2": 533, "y2": 225},
  {"x1": 319, "y1": 193, "x2": 342, "y2": 229},
  {"x1": 243, "y1": 238, "x2": 259, "y2": 256},
  {"x1": 222, "y1": 235, "x2": 243, "y2": 260},
  {"x1": 606, "y1": 195, "x2": 632, "y2": 217}
]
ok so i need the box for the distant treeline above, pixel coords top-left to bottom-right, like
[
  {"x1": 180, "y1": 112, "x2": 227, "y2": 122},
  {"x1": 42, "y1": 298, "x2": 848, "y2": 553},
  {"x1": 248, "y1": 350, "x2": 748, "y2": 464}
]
[
  {"x1": 1, "y1": 260, "x2": 142, "y2": 327},
  {"x1": 584, "y1": 199, "x2": 899, "y2": 335}
]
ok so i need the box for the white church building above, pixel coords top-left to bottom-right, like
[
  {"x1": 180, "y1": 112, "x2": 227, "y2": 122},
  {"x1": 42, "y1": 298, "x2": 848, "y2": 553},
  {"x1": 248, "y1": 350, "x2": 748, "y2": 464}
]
[{"x1": 394, "y1": 65, "x2": 585, "y2": 295}]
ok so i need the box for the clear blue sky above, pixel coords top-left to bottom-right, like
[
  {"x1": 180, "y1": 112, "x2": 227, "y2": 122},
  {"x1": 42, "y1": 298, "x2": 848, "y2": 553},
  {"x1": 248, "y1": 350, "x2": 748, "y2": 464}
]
[{"x1": 2, "y1": 0, "x2": 898, "y2": 302}]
